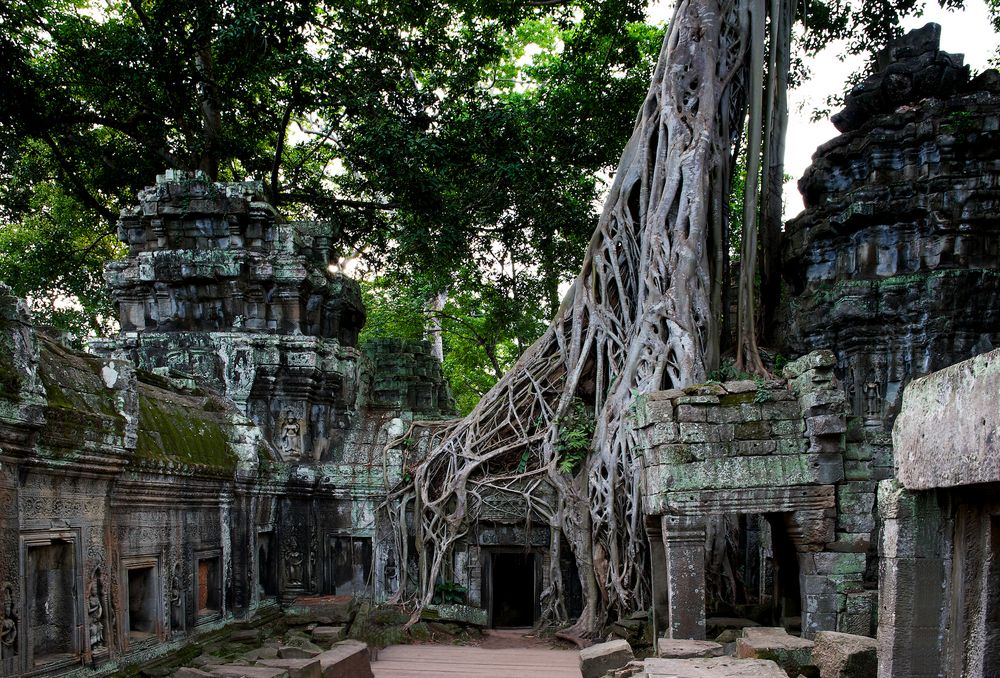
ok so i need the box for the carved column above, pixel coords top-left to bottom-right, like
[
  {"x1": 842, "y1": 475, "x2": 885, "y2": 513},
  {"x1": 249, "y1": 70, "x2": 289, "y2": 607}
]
[
  {"x1": 662, "y1": 514, "x2": 706, "y2": 639},
  {"x1": 644, "y1": 516, "x2": 669, "y2": 642}
]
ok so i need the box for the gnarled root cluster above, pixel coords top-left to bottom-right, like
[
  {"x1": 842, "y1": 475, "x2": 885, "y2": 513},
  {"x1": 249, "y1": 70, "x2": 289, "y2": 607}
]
[{"x1": 380, "y1": 0, "x2": 762, "y2": 639}]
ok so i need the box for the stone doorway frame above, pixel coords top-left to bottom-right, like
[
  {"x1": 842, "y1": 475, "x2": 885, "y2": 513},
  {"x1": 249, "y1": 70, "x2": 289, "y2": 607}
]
[
  {"x1": 645, "y1": 485, "x2": 836, "y2": 640},
  {"x1": 18, "y1": 529, "x2": 84, "y2": 674}
]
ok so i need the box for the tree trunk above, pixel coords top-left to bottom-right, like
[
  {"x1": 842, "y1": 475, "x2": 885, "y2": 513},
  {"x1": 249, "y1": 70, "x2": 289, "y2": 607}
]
[{"x1": 384, "y1": 0, "x2": 760, "y2": 636}]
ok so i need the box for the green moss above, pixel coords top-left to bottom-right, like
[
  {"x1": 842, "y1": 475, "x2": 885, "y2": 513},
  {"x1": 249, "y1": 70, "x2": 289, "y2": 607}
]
[
  {"x1": 720, "y1": 392, "x2": 754, "y2": 406},
  {"x1": 136, "y1": 393, "x2": 237, "y2": 470},
  {"x1": 40, "y1": 371, "x2": 74, "y2": 409}
]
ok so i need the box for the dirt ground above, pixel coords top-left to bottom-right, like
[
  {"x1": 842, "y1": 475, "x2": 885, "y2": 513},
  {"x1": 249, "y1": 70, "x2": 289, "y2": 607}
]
[{"x1": 472, "y1": 627, "x2": 579, "y2": 651}]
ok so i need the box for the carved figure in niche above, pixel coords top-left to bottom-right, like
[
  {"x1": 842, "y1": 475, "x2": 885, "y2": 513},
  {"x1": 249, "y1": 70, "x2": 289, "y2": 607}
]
[
  {"x1": 169, "y1": 564, "x2": 184, "y2": 631},
  {"x1": 87, "y1": 569, "x2": 104, "y2": 650},
  {"x1": 284, "y1": 537, "x2": 303, "y2": 585},
  {"x1": 863, "y1": 372, "x2": 882, "y2": 421},
  {"x1": 280, "y1": 410, "x2": 302, "y2": 460},
  {"x1": 1, "y1": 583, "x2": 16, "y2": 659}
]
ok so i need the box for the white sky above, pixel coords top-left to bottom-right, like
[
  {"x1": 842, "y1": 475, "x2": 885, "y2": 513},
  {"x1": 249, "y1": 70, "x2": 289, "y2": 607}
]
[{"x1": 647, "y1": 1, "x2": 997, "y2": 219}]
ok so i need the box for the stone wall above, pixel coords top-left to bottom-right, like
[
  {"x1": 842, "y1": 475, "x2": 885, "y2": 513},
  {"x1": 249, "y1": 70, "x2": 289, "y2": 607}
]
[
  {"x1": 635, "y1": 352, "x2": 877, "y2": 640},
  {"x1": 0, "y1": 172, "x2": 458, "y2": 676},
  {"x1": 879, "y1": 348, "x2": 1000, "y2": 677},
  {"x1": 782, "y1": 23, "x2": 1000, "y2": 428},
  {"x1": 0, "y1": 286, "x2": 280, "y2": 677}
]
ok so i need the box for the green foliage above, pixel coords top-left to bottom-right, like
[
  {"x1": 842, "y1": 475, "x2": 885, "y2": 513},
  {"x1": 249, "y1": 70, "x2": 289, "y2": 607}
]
[
  {"x1": 707, "y1": 360, "x2": 755, "y2": 383},
  {"x1": 556, "y1": 398, "x2": 595, "y2": 475},
  {"x1": 0, "y1": 0, "x2": 662, "y2": 352},
  {"x1": 432, "y1": 580, "x2": 467, "y2": 605}
]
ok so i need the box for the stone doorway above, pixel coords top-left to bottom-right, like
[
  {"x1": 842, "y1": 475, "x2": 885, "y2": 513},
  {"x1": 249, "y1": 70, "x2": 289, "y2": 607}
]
[
  {"x1": 125, "y1": 562, "x2": 159, "y2": 642},
  {"x1": 484, "y1": 551, "x2": 538, "y2": 628},
  {"x1": 321, "y1": 534, "x2": 371, "y2": 596},
  {"x1": 257, "y1": 532, "x2": 279, "y2": 597},
  {"x1": 766, "y1": 514, "x2": 803, "y2": 630},
  {"x1": 26, "y1": 540, "x2": 77, "y2": 667}
]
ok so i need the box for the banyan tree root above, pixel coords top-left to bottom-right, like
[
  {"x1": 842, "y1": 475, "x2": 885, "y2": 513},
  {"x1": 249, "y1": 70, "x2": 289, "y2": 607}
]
[{"x1": 381, "y1": 0, "x2": 761, "y2": 638}]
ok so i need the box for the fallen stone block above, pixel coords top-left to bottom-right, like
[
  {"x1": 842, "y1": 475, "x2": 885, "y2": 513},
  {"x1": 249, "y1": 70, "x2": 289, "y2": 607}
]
[
  {"x1": 255, "y1": 658, "x2": 321, "y2": 678},
  {"x1": 242, "y1": 647, "x2": 279, "y2": 661},
  {"x1": 811, "y1": 631, "x2": 877, "y2": 678},
  {"x1": 420, "y1": 603, "x2": 488, "y2": 627},
  {"x1": 634, "y1": 656, "x2": 787, "y2": 677},
  {"x1": 310, "y1": 626, "x2": 344, "y2": 647},
  {"x1": 211, "y1": 666, "x2": 290, "y2": 678},
  {"x1": 191, "y1": 655, "x2": 227, "y2": 668},
  {"x1": 284, "y1": 596, "x2": 353, "y2": 626},
  {"x1": 657, "y1": 638, "x2": 725, "y2": 659},
  {"x1": 174, "y1": 669, "x2": 215, "y2": 678},
  {"x1": 580, "y1": 639, "x2": 635, "y2": 678},
  {"x1": 706, "y1": 617, "x2": 760, "y2": 637},
  {"x1": 230, "y1": 629, "x2": 263, "y2": 644},
  {"x1": 315, "y1": 640, "x2": 374, "y2": 678},
  {"x1": 736, "y1": 627, "x2": 814, "y2": 677},
  {"x1": 279, "y1": 645, "x2": 321, "y2": 659}
]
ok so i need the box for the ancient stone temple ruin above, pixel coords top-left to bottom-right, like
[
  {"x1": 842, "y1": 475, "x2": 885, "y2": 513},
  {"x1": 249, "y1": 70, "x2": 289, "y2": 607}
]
[
  {"x1": 0, "y1": 21, "x2": 998, "y2": 678},
  {"x1": 0, "y1": 172, "x2": 452, "y2": 676},
  {"x1": 625, "y1": 22, "x2": 1000, "y2": 677}
]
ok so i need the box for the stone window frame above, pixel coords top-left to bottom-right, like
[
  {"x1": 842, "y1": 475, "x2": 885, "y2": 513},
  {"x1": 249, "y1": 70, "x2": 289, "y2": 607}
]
[
  {"x1": 193, "y1": 549, "x2": 223, "y2": 624},
  {"x1": 18, "y1": 529, "x2": 85, "y2": 673},
  {"x1": 120, "y1": 555, "x2": 162, "y2": 648}
]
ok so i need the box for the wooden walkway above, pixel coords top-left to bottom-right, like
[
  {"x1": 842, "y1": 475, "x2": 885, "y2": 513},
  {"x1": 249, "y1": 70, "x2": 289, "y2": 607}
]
[{"x1": 372, "y1": 643, "x2": 583, "y2": 677}]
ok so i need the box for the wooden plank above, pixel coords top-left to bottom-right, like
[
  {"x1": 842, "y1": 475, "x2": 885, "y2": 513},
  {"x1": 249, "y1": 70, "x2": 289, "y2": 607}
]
[{"x1": 372, "y1": 643, "x2": 582, "y2": 677}]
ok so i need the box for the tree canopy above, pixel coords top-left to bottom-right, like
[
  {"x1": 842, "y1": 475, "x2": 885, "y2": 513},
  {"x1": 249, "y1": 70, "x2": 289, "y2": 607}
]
[{"x1": 0, "y1": 0, "x2": 996, "y2": 395}]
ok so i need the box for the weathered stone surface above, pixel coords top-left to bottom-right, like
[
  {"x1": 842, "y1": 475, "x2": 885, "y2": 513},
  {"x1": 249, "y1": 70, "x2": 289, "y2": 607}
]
[
  {"x1": 310, "y1": 626, "x2": 344, "y2": 646},
  {"x1": 631, "y1": 656, "x2": 787, "y2": 677},
  {"x1": 421, "y1": 603, "x2": 488, "y2": 627},
  {"x1": 783, "y1": 25, "x2": 1000, "y2": 429},
  {"x1": 811, "y1": 631, "x2": 877, "y2": 678},
  {"x1": 242, "y1": 647, "x2": 280, "y2": 661},
  {"x1": 315, "y1": 640, "x2": 373, "y2": 678},
  {"x1": 893, "y1": 347, "x2": 1000, "y2": 489},
  {"x1": 278, "y1": 645, "x2": 321, "y2": 659},
  {"x1": 231, "y1": 629, "x2": 263, "y2": 644},
  {"x1": 174, "y1": 669, "x2": 216, "y2": 678},
  {"x1": 211, "y1": 667, "x2": 290, "y2": 678},
  {"x1": 255, "y1": 658, "x2": 321, "y2": 678},
  {"x1": 735, "y1": 627, "x2": 814, "y2": 677},
  {"x1": 656, "y1": 639, "x2": 725, "y2": 659},
  {"x1": 284, "y1": 599, "x2": 353, "y2": 626},
  {"x1": 579, "y1": 639, "x2": 635, "y2": 678}
]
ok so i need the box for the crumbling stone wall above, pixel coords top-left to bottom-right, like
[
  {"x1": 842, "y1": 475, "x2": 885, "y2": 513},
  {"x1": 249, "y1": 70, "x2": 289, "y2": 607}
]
[
  {"x1": 635, "y1": 352, "x2": 876, "y2": 640},
  {"x1": 0, "y1": 284, "x2": 279, "y2": 677},
  {"x1": 783, "y1": 23, "x2": 1000, "y2": 427}
]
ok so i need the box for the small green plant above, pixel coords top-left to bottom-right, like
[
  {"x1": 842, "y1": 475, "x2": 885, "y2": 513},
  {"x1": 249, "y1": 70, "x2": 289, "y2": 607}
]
[
  {"x1": 707, "y1": 360, "x2": 753, "y2": 383},
  {"x1": 753, "y1": 376, "x2": 773, "y2": 403},
  {"x1": 556, "y1": 398, "x2": 596, "y2": 474},
  {"x1": 943, "y1": 109, "x2": 975, "y2": 135},
  {"x1": 517, "y1": 448, "x2": 531, "y2": 473},
  {"x1": 433, "y1": 580, "x2": 467, "y2": 605},
  {"x1": 773, "y1": 353, "x2": 788, "y2": 372}
]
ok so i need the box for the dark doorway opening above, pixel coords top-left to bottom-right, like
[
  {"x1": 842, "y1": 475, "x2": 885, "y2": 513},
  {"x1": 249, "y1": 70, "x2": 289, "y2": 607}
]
[
  {"x1": 127, "y1": 566, "x2": 157, "y2": 640},
  {"x1": 27, "y1": 541, "x2": 77, "y2": 665},
  {"x1": 258, "y1": 532, "x2": 279, "y2": 597},
  {"x1": 490, "y1": 552, "x2": 535, "y2": 627},
  {"x1": 322, "y1": 535, "x2": 372, "y2": 596},
  {"x1": 767, "y1": 514, "x2": 803, "y2": 630}
]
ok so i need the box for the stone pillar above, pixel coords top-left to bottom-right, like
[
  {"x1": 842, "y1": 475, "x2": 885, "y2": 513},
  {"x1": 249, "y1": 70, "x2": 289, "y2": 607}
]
[
  {"x1": 877, "y1": 480, "x2": 950, "y2": 678},
  {"x1": 662, "y1": 514, "x2": 706, "y2": 640},
  {"x1": 644, "y1": 516, "x2": 669, "y2": 642}
]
